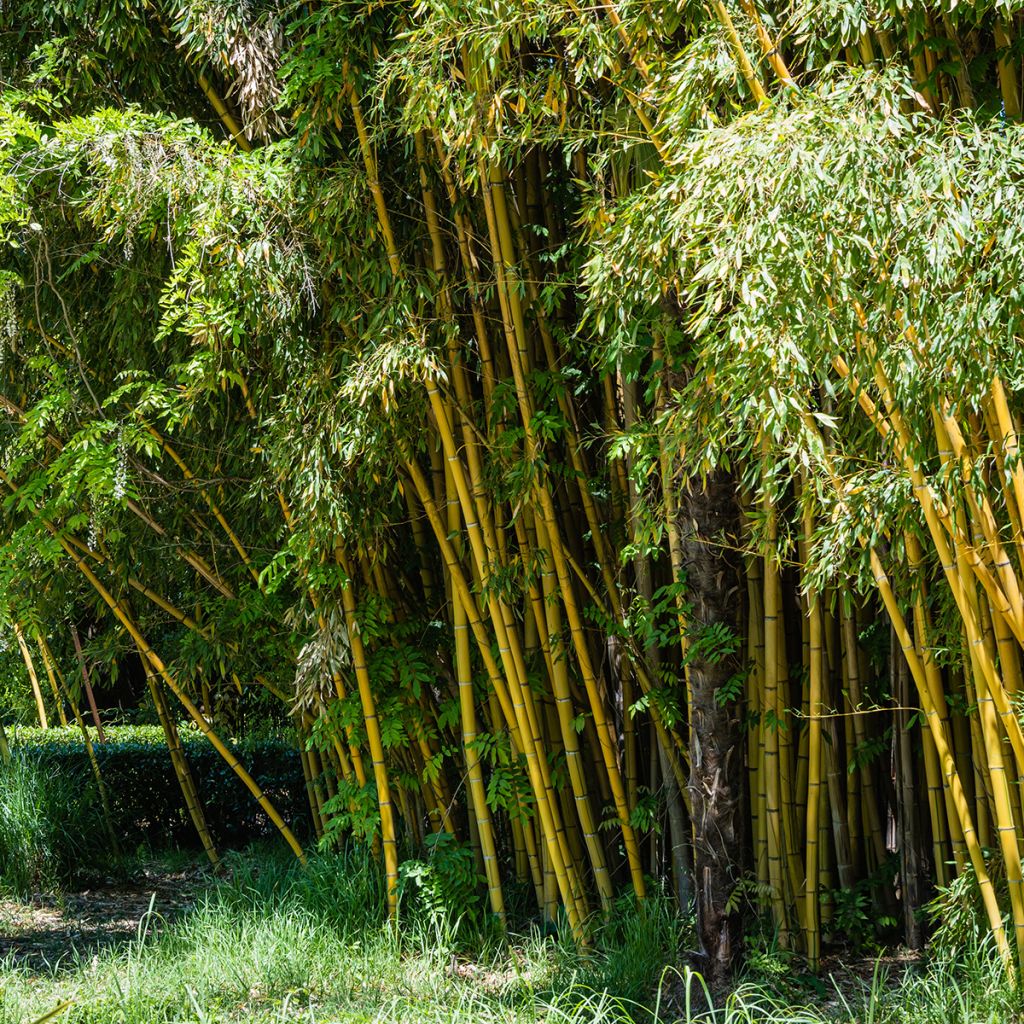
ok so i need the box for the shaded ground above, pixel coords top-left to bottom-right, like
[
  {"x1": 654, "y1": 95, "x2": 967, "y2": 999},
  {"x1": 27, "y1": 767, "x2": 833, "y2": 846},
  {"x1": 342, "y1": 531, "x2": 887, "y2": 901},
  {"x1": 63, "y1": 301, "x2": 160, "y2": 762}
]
[{"x1": 0, "y1": 863, "x2": 205, "y2": 972}]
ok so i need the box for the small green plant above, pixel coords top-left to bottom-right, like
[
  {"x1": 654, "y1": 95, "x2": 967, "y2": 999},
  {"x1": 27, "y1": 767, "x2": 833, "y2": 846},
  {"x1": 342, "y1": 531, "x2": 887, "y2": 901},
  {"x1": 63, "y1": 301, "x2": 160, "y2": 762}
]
[
  {"x1": 826, "y1": 855, "x2": 900, "y2": 953},
  {"x1": 397, "y1": 831, "x2": 482, "y2": 930},
  {"x1": 724, "y1": 874, "x2": 775, "y2": 916},
  {"x1": 829, "y1": 884, "x2": 875, "y2": 951},
  {"x1": 743, "y1": 931, "x2": 797, "y2": 985},
  {"x1": 926, "y1": 852, "x2": 1005, "y2": 958}
]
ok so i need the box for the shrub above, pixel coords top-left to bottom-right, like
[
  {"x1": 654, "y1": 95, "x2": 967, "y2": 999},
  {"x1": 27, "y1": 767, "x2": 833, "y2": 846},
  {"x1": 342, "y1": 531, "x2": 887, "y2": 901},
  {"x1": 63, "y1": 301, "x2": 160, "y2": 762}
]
[{"x1": 6, "y1": 725, "x2": 313, "y2": 856}]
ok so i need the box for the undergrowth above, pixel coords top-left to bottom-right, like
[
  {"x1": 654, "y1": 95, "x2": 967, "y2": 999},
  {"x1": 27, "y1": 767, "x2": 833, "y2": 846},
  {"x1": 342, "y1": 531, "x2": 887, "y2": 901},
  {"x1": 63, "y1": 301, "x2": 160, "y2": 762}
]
[
  {"x1": 0, "y1": 750, "x2": 109, "y2": 897},
  {"x1": 0, "y1": 848, "x2": 1020, "y2": 1023}
]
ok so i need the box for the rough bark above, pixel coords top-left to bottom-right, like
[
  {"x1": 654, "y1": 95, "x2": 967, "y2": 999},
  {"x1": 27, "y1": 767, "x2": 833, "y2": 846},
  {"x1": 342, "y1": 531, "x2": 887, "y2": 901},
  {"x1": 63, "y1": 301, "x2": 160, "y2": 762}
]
[{"x1": 681, "y1": 471, "x2": 745, "y2": 990}]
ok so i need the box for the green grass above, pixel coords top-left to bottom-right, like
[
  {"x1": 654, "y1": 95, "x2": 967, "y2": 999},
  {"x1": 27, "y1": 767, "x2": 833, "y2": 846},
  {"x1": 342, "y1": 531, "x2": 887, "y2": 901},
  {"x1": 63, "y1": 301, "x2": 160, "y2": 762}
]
[
  {"x1": 0, "y1": 849, "x2": 1019, "y2": 1024},
  {"x1": 0, "y1": 848, "x2": 684, "y2": 1024},
  {"x1": 0, "y1": 749, "x2": 110, "y2": 897}
]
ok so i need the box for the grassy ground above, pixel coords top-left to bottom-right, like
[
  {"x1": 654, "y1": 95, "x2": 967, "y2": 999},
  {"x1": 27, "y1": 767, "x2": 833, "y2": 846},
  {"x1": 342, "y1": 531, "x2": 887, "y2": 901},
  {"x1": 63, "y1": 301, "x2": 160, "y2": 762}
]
[
  {"x1": 0, "y1": 744, "x2": 1019, "y2": 1023},
  {"x1": 0, "y1": 848, "x2": 1020, "y2": 1024},
  {"x1": 0, "y1": 848, "x2": 682, "y2": 1024}
]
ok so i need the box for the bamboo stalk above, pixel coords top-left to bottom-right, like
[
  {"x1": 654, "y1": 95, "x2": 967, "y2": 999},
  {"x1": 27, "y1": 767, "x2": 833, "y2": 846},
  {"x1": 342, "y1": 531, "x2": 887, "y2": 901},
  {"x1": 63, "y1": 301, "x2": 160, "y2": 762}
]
[
  {"x1": 802, "y1": 499, "x2": 822, "y2": 969},
  {"x1": 38, "y1": 634, "x2": 119, "y2": 856},
  {"x1": 71, "y1": 626, "x2": 106, "y2": 742},
  {"x1": 143, "y1": 659, "x2": 220, "y2": 867},
  {"x1": 33, "y1": 630, "x2": 67, "y2": 727},
  {"x1": 762, "y1": 466, "x2": 789, "y2": 942},
  {"x1": 869, "y1": 547, "x2": 1012, "y2": 973},
  {"x1": 711, "y1": 0, "x2": 769, "y2": 104},
  {"x1": 337, "y1": 548, "x2": 399, "y2": 918},
  {"x1": 14, "y1": 623, "x2": 48, "y2": 729}
]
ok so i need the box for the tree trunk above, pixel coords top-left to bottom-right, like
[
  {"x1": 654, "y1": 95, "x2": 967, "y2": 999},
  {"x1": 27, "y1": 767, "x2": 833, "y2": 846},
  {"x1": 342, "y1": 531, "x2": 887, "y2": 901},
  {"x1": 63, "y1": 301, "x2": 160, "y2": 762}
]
[{"x1": 682, "y1": 472, "x2": 745, "y2": 990}]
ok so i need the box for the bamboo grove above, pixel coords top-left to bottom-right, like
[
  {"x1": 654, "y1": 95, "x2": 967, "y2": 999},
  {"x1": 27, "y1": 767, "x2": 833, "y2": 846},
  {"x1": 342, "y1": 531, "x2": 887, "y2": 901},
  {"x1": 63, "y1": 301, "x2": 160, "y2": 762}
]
[{"x1": 6, "y1": 0, "x2": 1024, "y2": 986}]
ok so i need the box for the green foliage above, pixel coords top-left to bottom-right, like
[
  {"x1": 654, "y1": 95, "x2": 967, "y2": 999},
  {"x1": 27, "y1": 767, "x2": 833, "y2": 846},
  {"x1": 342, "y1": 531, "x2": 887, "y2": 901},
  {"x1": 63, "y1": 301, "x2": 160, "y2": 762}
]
[
  {"x1": 590, "y1": 67, "x2": 1024, "y2": 592},
  {"x1": 319, "y1": 779, "x2": 380, "y2": 847},
  {"x1": 397, "y1": 831, "x2": 483, "y2": 930},
  {"x1": 829, "y1": 885, "x2": 898, "y2": 954},
  {"x1": 0, "y1": 644, "x2": 38, "y2": 725},
  {"x1": 0, "y1": 749, "x2": 108, "y2": 896},
  {"x1": 625, "y1": 785, "x2": 660, "y2": 834},
  {"x1": 9, "y1": 726, "x2": 312, "y2": 851},
  {"x1": 926, "y1": 853, "x2": 1006, "y2": 958}
]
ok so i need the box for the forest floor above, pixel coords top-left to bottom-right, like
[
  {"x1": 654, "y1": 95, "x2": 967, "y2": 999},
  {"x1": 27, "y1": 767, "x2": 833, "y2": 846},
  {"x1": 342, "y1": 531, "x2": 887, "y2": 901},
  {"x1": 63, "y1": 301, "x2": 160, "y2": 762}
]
[
  {"x1": 0, "y1": 848, "x2": 691, "y2": 1024},
  {"x1": 0, "y1": 859, "x2": 204, "y2": 972},
  {"x1": 0, "y1": 850, "x2": 1017, "y2": 1024}
]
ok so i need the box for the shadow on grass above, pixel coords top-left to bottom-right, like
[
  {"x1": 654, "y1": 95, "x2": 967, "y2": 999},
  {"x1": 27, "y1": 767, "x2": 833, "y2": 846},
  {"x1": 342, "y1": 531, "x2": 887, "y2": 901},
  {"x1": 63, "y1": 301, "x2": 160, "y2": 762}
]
[{"x1": 0, "y1": 863, "x2": 205, "y2": 975}]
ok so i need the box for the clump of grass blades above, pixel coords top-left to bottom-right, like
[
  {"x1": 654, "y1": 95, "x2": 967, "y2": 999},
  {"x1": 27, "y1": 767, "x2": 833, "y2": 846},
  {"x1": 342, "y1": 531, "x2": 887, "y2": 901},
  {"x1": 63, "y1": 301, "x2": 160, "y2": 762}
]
[{"x1": 0, "y1": 750, "x2": 108, "y2": 897}]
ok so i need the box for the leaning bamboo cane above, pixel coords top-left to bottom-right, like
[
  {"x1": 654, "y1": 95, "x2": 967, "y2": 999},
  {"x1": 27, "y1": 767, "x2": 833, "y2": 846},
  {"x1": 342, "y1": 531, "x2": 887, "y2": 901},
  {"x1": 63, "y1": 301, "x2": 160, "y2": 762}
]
[
  {"x1": 474, "y1": 145, "x2": 647, "y2": 898},
  {"x1": 71, "y1": 626, "x2": 106, "y2": 742},
  {"x1": 33, "y1": 629, "x2": 67, "y2": 727},
  {"x1": 142, "y1": 659, "x2": 220, "y2": 867},
  {"x1": 37, "y1": 634, "x2": 119, "y2": 856},
  {"x1": 13, "y1": 506, "x2": 309, "y2": 865},
  {"x1": 421, "y1": 393, "x2": 589, "y2": 922},
  {"x1": 870, "y1": 547, "x2": 1013, "y2": 974},
  {"x1": 14, "y1": 623, "x2": 48, "y2": 729}
]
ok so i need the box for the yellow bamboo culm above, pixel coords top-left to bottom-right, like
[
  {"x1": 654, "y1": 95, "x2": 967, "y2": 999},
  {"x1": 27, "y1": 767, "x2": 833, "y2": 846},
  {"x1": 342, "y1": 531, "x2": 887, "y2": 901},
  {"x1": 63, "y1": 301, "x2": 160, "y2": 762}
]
[
  {"x1": 802, "y1": 499, "x2": 823, "y2": 970},
  {"x1": 143, "y1": 660, "x2": 220, "y2": 867},
  {"x1": 870, "y1": 548, "x2": 1013, "y2": 976},
  {"x1": 453, "y1": 587, "x2": 507, "y2": 923},
  {"x1": 424, "y1": 386, "x2": 591, "y2": 926},
  {"x1": 14, "y1": 623, "x2": 48, "y2": 729},
  {"x1": 337, "y1": 549, "x2": 400, "y2": 919},
  {"x1": 33, "y1": 630, "x2": 67, "y2": 727},
  {"x1": 445, "y1": 459, "x2": 506, "y2": 923}
]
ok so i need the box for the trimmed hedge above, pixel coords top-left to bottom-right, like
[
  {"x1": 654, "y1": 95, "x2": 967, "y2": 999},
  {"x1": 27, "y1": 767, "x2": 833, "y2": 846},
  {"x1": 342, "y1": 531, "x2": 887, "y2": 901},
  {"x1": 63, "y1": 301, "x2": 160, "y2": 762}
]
[{"x1": 6, "y1": 725, "x2": 313, "y2": 851}]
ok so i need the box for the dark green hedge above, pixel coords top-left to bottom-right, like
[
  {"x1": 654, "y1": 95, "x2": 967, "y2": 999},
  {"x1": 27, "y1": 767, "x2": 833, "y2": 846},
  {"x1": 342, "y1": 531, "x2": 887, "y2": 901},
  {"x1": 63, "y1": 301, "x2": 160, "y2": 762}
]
[{"x1": 8, "y1": 726, "x2": 313, "y2": 851}]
